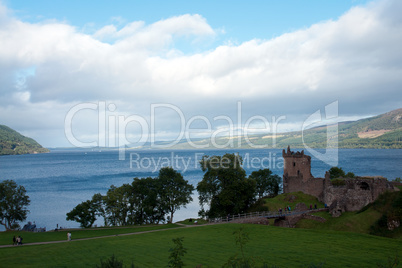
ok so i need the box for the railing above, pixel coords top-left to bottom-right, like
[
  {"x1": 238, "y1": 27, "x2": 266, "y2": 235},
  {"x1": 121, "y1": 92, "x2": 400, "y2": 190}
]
[{"x1": 208, "y1": 208, "x2": 328, "y2": 223}]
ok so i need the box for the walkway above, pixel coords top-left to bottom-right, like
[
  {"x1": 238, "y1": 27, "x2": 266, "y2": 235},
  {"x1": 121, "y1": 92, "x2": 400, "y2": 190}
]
[{"x1": 209, "y1": 208, "x2": 329, "y2": 223}]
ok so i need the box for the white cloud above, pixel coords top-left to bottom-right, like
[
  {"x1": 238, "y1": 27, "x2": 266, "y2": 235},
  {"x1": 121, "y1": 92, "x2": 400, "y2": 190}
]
[{"x1": 0, "y1": 0, "x2": 401, "y2": 147}]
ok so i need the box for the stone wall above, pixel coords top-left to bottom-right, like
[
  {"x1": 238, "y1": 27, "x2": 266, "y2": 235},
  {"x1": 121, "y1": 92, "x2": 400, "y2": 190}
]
[
  {"x1": 284, "y1": 175, "x2": 325, "y2": 200},
  {"x1": 274, "y1": 212, "x2": 327, "y2": 228},
  {"x1": 282, "y1": 147, "x2": 398, "y2": 215},
  {"x1": 230, "y1": 217, "x2": 270, "y2": 225},
  {"x1": 323, "y1": 177, "x2": 396, "y2": 212}
]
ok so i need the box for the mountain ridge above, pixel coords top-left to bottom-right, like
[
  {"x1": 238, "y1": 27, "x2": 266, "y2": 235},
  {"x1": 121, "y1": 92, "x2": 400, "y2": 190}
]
[
  {"x1": 0, "y1": 125, "x2": 49, "y2": 155},
  {"x1": 158, "y1": 108, "x2": 402, "y2": 149}
]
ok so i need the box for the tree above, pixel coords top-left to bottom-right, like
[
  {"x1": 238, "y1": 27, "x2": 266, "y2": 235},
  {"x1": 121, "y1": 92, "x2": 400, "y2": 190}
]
[
  {"x1": 328, "y1": 167, "x2": 346, "y2": 179},
  {"x1": 249, "y1": 169, "x2": 282, "y2": 198},
  {"x1": 66, "y1": 193, "x2": 104, "y2": 228},
  {"x1": 131, "y1": 177, "x2": 164, "y2": 224},
  {"x1": 0, "y1": 180, "x2": 30, "y2": 230},
  {"x1": 197, "y1": 154, "x2": 256, "y2": 218},
  {"x1": 103, "y1": 184, "x2": 133, "y2": 226},
  {"x1": 91, "y1": 193, "x2": 106, "y2": 226},
  {"x1": 158, "y1": 167, "x2": 194, "y2": 223},
  {"x1": 66, "y1": 200, "x2": 97, "y2": 228}
]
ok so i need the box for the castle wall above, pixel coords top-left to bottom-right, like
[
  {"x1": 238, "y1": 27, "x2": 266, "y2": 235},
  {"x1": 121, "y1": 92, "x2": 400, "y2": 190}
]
[
  {"x1": 323, "y1": 177, "x2": 396, "y2": 211},
  {"x1": 283, "y1": 175, "x2": 325, "y2": 200},
  {"x1": 282, "y1": 147, "x2": 398, "y2": 214}
]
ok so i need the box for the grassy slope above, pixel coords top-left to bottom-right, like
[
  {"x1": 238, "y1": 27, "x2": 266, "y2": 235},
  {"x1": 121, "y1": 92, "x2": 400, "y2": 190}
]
[
  {"x1": 262, "y1": 191, "x2": 399, "y2": 236},
  {"x1": 0, "y1": 224, "x2": 400, "y2": 267},
  {"x1": 296, "y1": 210, "x2": 383, "y2": 234},
  {"x1": 263, "y1": 191, "x2": 324, "y2": 212}
]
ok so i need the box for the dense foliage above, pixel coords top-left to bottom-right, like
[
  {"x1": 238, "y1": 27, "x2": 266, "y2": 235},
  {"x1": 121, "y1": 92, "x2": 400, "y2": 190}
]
[
  {"x1": 0, "y1": 180, "x2": 30, "y2": 230},
  {"x1": 249, "y1": 169, "x2": 282, "y2": 198},
  {"x1": 0, "y1": 125, "x2": 49, "y2": 155},
  {"x1": 197, "y1": 154, "x2": 248, "y2": 218},
  {"x1": 328, "y1": 166, "x2": 355, "y2": 179},
  {"x1": 197, "y1": 153, "x2": 283, "y2": 218},
  {"x1": 66, "y1": 167, "x2": 194, "y2": 227},
  {"x1": 367, "y1": 191, "x2": 402, "y2": 238}
]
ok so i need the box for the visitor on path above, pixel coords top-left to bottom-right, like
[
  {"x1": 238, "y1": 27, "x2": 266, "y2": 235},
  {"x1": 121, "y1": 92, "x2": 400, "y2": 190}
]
[
  {"x1": 12, "y1": 236, "x2": 16, "y2": 246},
  {"x1": 17, "y1": 236, "x2": 22, "y2": 245},
  {"x1": 310, "y1": 204, "x2": 312, "y2": 210},
  {"x1": 67, "y1": 232, "x2": 72, "y2": 241},
  {"x1": 314, "y1": 204, "x2": 317, "y2": 209}
]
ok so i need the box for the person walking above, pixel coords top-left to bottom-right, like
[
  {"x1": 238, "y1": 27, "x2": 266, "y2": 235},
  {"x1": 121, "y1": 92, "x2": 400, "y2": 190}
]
[
  {"x1": 12, "y1": 236, "x2": 16, "y2": 246},
  {"x1": 67, "y1": 232, "x2": 72, "y2": 241}
]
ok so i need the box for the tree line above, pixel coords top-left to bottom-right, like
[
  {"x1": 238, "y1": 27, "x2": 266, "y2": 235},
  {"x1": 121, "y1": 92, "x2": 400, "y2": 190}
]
[
  {"x1": 67, "y1": 153, "x2": 282, "y2": 228},
  {"x1": 0, "y1": 153, "x2": 282, "y2": 230},
  {"x1": 66, "y1": 167, "x2": 194, "y2": 228}
]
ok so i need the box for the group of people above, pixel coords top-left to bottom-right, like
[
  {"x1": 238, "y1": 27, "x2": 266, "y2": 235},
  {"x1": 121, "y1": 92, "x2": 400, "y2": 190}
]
[
  {"x1": 278, "y1": 206, "x2": 292, "y2": 214},
  {"x1": 12, "y1": 236, "x2": 23, "y2": 246},
  {"x1": 11, "y1": 232, "x2": 72, "y2": 246}
]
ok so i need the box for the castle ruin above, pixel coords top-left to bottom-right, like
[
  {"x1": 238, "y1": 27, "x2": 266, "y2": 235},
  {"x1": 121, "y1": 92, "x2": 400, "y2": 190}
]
[{"x1": 282, "y1": 146, "x2": 398, "y2": 216}]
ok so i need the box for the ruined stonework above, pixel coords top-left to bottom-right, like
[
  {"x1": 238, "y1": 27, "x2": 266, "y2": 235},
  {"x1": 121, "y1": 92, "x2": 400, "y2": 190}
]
[
  {"x1": 282, "y1": 146, "x2": 398, "y2": 216},
  {"x1": 282, "y1": 146, "x2": 325, "y2": 200}
]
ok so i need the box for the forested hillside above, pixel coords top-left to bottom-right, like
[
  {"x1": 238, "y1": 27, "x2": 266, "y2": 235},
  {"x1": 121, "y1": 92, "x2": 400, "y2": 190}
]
[
  {"x1": 0, "y1": 125, "x2": 49, "y2": 155},
  {"x1": 165, "y1": 108, "x2": 402, "y2": 149}
]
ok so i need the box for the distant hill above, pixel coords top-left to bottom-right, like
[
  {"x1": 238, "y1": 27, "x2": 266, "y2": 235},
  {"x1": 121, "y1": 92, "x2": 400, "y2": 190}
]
[
  {"x1": 160, "y1": 108, "x2": 402, "y2": 149},
  {"x1": 0, "y1": 125, "x2": 49, "y2": 155}
]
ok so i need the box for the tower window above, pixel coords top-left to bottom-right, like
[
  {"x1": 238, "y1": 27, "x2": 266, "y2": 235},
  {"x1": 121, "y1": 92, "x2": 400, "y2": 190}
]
[{"x1": 293, "y1": 162, "x2": 296, "y2": 167}]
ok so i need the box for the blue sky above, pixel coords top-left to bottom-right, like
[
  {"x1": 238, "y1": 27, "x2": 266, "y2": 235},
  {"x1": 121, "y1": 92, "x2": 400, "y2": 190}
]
[
  {"x1": 0, "y1": 0, "x2": 401, "y2": 148},
  {"x1": 6, "y1": 0, "x2": 371, "y2": 50}
]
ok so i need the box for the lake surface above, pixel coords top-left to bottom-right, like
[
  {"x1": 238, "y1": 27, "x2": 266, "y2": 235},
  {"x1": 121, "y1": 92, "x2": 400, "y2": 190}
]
[{"x1": 0, "y1": 148, "x2": 401, "y2": 230}]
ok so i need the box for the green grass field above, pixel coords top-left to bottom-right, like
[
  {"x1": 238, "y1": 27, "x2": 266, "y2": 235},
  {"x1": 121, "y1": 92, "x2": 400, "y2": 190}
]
[
  {"x1": 0, "y1": 224, "x2": 182, "y2": 246},
  {"x1": 0, "y1": 223, "x2": 400, "y2": 267}
]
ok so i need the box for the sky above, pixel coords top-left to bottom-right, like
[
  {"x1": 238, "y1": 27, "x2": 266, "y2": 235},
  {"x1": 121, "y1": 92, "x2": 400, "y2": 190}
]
[{"x1": 0, "y1": 0, "x2": 401, "y2": 148}]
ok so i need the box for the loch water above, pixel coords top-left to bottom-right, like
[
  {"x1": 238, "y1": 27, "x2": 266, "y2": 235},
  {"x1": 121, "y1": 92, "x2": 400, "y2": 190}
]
[{"x1": 0, "y1": 148, "x2": 401, "y2": 230}]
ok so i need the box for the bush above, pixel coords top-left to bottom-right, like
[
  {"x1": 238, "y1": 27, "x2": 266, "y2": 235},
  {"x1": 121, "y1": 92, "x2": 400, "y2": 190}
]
[
  {"x1": 168, "y1": 237, "x2": 187, "y2": 268},
  {"x1": 95, "y1": 254, "x2": 136, "y2": 268},
  {"x1": 328, "y1": 167, "x2": 345, "y2": 179},
  {"x1": 331, "y1": 179, "x2": 346, "y2": 187},
  {"x1": 368, "y1": 191, "x2": 402, "y2": 238}
]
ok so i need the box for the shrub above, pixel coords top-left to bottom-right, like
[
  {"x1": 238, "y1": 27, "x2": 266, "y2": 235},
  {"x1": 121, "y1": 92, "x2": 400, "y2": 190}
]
[
  {"x1": 331, "y1": 179, "x2": 346, "y2": 186},
  {"x1": 168, "y1": 237, "x2": 187, "y2": 268},
  {"x1": 95, "y1": 254, "x2": 136, "y2": 268}
]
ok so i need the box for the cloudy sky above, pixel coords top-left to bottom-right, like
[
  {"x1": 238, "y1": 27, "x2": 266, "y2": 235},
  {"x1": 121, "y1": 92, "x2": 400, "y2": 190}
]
[{"x1": 0, "y1": 0, "x2": 401, "y2": 148}]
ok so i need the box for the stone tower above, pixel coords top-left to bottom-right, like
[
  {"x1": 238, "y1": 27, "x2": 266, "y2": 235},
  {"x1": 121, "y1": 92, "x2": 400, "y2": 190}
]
[{"x1": 282, "y1": 145, "x2": 313, "y2": 182}]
